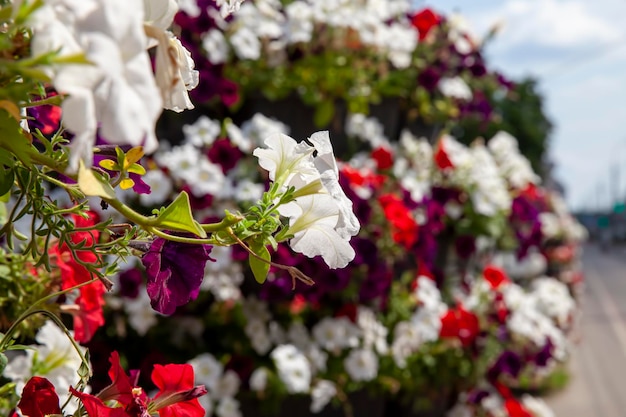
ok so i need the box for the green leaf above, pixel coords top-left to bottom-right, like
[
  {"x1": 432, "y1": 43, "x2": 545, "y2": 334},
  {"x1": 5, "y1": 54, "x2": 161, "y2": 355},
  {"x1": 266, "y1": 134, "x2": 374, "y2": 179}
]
[
  {"x1": 0, "y1": 111, "x2": 32, "y2": 165},
  {"x1": 77, "y1": 160, "x2": 116, "y2": 199},
  {"x1": 313, "y1": 99, "x2": 335, "y2": 127},
  {"x1": 0, "y1": 167, "x2": 14, "y2": 197},
  {"x1": 249, "y1": 241, "x2": 271, "y2": 284},
  {"x1": 0, "y1": 353, "x2": 6, "y2": 374},
  {"x1": 155, "y1": 191, "x2": 206, "y2": 238}
]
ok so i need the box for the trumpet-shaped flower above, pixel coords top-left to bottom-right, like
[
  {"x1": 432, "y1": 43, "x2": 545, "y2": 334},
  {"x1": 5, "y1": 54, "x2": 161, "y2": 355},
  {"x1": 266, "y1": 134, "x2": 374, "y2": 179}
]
[
  {"x1": 279, "y1": 194, "x2": 355, "y2": 269},
  {"x1": 30, "y1": 0, "x2": 163, "y2": 172},
  {"x1": 253, "y1": 132, "x2": 317, "y2": 186},
  {"x1": 307, "y1": 131, "x2": 360, "y2": 239}
]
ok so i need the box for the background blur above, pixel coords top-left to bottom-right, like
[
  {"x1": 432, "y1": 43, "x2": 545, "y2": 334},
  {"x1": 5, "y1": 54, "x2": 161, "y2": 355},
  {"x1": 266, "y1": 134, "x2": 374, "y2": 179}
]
[{"x1": 422, "y1": 0, "x2": 626, "y2": 213}]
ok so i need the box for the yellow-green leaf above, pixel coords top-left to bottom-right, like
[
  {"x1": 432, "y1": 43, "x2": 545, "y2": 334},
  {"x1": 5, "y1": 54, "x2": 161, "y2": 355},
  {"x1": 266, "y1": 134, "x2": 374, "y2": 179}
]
[
  {"x1": 0, "y1": 101, "x2": 21, "y2": 121},
  {"x1": 249, "y1": 242, "x2": 270, "y2": 284},
  {"x1": 155, "y1": 191, "x2": 206, "y2": 238},
  {"x1": 120, "y1": 178, "x2": 135, "y2": 190},
  {"x1": 77, "y1": 160, "x2": 115, "y2": 199},
  {"x1": 98, "y1": 159, "x2": 118, "y2": 171},
  {"x1": 127, "y1": 163, "x2": 146, "y2": 175}
]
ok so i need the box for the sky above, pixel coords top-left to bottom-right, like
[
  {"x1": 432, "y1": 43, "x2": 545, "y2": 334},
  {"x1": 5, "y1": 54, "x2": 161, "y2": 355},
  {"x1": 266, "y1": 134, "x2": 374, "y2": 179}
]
[{"x1": 419, "y1": 0, "x2": 626, "y2": 212}]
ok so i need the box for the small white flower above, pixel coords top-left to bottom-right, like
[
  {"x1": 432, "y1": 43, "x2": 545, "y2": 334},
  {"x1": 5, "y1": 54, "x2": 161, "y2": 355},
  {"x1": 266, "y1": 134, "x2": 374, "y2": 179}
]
[
  {"x1": 212, "y1": 370, "x2": 241, "y2": 400},
  {"x1": 202, "y1": 29, "x2": 230, "y2": 64},
  {"x1": 184, "y1": 116, "x2": 222, "y2": 147},
  {"x1": 270, "y1": 344, "x2": 312, "y2": 393},
  {"x1": 230, "y1": 27, "x2": 261, "y2": 60},
  {"x1": 233, "y1": 179, "x2": 265, "y2": 203},
  {"x1": 414, "y1": 276, "x2": 443, "y2": 311},
  {"x1": 216, "y1": 397, "x2": 242, "y2": 417},
  {"x1": 216, "y1": 0, "x2": 246, "y2": 17},
  {"x1": 411, "y1": 308, "x2": 444, "y2": 343},
  {"x1": 343, "y1": 348, "x2": 378, "y2": 382},
  {"x1": 189, "y1": 353, "x2": 224, "y2": 391},
  {"x1": 125, "y1": 289, "x2": 159, "y2": 336},
  {"x1": 288, "y1": 322, "x2": 311, "y2": 348},
  {"x1": 138, "y1": 169, "x2": 174, "y2": 206},
  {"x1": 312, "y1": 316, "x2": 360, "y2": 353},
  {"x1": 253, "y1": 132, "x2": 317, "y2": 186},
  {"x1": 310, "y1": 380, "x2": 337, "y2": 413},
  {"x1": 177, "y1": 0, "x2": 202, "y2": 17},
  {"x1": 249, "y1": 367, "x2": 269, "y2": 392},
  {"x1": 182, "y1": 157, "x2": 226, "y2": 197},
  {"x1": 438, "y1": 77, "x2": 473, "y2": 100}
]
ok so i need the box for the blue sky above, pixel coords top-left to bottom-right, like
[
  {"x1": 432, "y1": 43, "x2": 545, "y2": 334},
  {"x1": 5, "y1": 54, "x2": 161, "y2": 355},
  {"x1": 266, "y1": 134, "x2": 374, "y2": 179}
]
[{"x1": 419, "y1": 0, "x2": 626, "y2": 211}]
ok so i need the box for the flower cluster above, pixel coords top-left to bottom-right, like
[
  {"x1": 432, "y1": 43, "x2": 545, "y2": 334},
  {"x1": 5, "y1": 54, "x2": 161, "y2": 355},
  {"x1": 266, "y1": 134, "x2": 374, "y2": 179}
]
[
  {"x1": 83, "y1": 106, "x2": 586, "y2": 417},
  {"x1": 171, "y1": 1, "x2": 513, "y2": 139}
]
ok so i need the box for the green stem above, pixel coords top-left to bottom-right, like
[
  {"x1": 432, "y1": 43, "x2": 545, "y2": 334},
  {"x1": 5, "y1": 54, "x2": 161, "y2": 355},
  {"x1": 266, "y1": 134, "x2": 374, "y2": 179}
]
[
  {"x1": 200, "y1": 213, "x2": 244, "y2": 232},
  {"x1": 148, "y1": 227, "x2": 216, "y2": 245},
  {"x1": 103, "y1": 197, "x2": 159, "y2": 228}
]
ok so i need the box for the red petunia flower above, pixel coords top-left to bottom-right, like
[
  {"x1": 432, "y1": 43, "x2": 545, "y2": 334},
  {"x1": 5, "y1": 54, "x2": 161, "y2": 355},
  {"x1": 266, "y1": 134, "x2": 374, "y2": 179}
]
[
  {"x1": 371, "y1": 146, "x2": 394, "y2": 171},
  {"x1": 439, "y1": 305, "x2": 480, "y2": 347},
  {"x1": 71, "y1": 351, "x2": 207, "y2": 417},
  {"x1": 434, "y1": 139, "x2": 454, "y2": 170},
  {"x1": 504, "y1": 398, "x2": 533, "y2": 417},
  {"x1": 52, "y1": 211, "x2": 106, "y2": 343},
  {"x1": 378, "y1": 194, "x2": 419, "y2": 248},
  {"x1": 483, "y1": 265, "x2": 510, "y2": 289},
  {"x1": 17, "y1": 377, "x2": 61, "y2": 417},
  {"x1": 410, "y1": 8, "x2": 442, "y2": 40}
]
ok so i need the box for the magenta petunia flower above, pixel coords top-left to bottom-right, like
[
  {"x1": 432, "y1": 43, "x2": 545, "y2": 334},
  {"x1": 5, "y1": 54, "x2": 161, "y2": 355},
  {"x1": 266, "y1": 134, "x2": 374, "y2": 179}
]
[{"x1": 142, "y1": 238, "x2": 214, "y2": 315}]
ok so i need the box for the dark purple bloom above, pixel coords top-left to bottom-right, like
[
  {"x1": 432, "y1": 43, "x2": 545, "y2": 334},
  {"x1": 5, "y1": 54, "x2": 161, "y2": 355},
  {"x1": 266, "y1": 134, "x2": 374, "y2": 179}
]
[
  {"x1": 142, "y1": 237, "x2": 214, "y2": 315},
  {"x1": 118, "y1": 268, "x2": 144, "y2": 299},
  {"x1": 207, "y1": 137, "x2": 243, "y2": 173},
  {"x1": 455, "y1": 235, "x2": 476, "y2": 259},
  {"x1": 417, "y1": 67, "x2": 441, "y2": 92},
  {"x1": 535, "y1": 339, "x2": 554, "y2": 367},
  {"x1": 487, "y1": 350, "x2": 523, "y2": 382}
]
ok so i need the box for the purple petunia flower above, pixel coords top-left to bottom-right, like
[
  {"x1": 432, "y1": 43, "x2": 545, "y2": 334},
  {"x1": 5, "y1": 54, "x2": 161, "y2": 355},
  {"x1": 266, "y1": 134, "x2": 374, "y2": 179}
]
[
  {"x1": 207, "y1": 137, "x2": 243, "y2": 173},
  {"x1": 142, "y1": 237, "x2": 214, "y2": 315}
]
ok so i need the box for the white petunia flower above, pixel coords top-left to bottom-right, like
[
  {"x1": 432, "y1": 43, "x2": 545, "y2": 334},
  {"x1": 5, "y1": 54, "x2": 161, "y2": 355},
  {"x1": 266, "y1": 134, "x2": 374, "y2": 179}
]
[
  {"x1": 30, "y1": 0, "x2": 163, "y2": 172},
  {"x1": 125, "y1": 289, "x2": 159, "y2": 336},
  {"x1": 310, "y1": 380, "x2": 337, "y2": 413},
  {"x1": 270, "y1": 344, "x2": 312, "y2": 393},
  {"x1": 343, "y1": 348, "x2": 379, "y2": 382},
  {"x1": 279, "y1": 194, "x2": 356, "y2": 268},
  {"x1": 312, "y1": 316, "x2": 360, "y2": 353},
  {"x1": 249, "y1": 367, "x2": 269, "y2": 392},
  {"x1": 357, "y1": 307, "x2": 389, "y2": 354},
  {"x1": 212, "y1": 370, "x2": 241, "y2": 400},
  {"x1": 184, "y1": 116, "x2": 222, "y2": 147},
  {"x1": 188, "y1": 353, "x2": 224, "y2": 391},
  {"x1": 177, "y1": 0, "x2": 201, "y2": 17},
  {"x1": 181, "y1": 157, "x2": 226, "y2": 197},
  {"x1": 216, "y1": 0, "x2": 246, "y2": 17},
  {"x1": 202, "y1": 29, "x2": 230, "y2": 64},
  {"x1": 438, "y1": 77, "x2": 473, "y2": 100},
  {"x1": 230, "y1": 27, "x2": 261, "y2": 60},
  {"x1": 138, "y1": 168, "x2": 174, "y2": 206},
  {"x1": 216, "y1": 397, "x2": 242, "y2": 417},
  {"x1": 4, "y1": 321, "x2": 87, "y2": 415},
  {"x1": 307, "y1": 131, "x2": 360, "y2": 239},
  {"x1": 253, "y1": 132, "x2": 317, "y2": 186},
  {"x1": 414, "y1": 276, "x2": 443, "y2": 311}
]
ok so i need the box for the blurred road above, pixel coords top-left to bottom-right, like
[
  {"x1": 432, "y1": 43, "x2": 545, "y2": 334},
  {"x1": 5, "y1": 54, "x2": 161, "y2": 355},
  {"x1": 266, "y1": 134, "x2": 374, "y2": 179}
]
[{"x1": 546, "y1": 243, "x2": 626, "y2": 416}]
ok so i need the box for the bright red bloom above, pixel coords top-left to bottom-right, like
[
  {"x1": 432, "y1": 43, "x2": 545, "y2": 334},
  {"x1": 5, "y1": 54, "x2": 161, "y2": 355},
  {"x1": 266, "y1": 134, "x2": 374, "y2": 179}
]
[
  {"x1": 151, "y1": 363, "x2": 206, "y2": 417},
  {"x1": 71, "y1": 351, "x2": 207, "y2": 417},
  {"x1": 378, "y1": 194, "x2": 418, "y2": 248},
  {"x1": 439, "y1": 305, "x2": 480, "y2": 347},
  {"x1": 371, "y1": 146, "x2": 394, "y2": 171},
  {"x1": 504, "y1": 398, "x2": 533, "y2": 417},
  {"x1": 53, "y1": 211, "x2": 106, "y2": 343},
  {"x1": 411, "y1": 8, "x2": 442, "y2": 40},
  {"x1": 17, "y1": 377, "x2": 61, "y2": 417},
  {"x1": 434, "y1": 139, "x2": 454, "y2": 170},
  {"x1": 483, "y1": 265, "x2": 510, "y2": 289}
]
